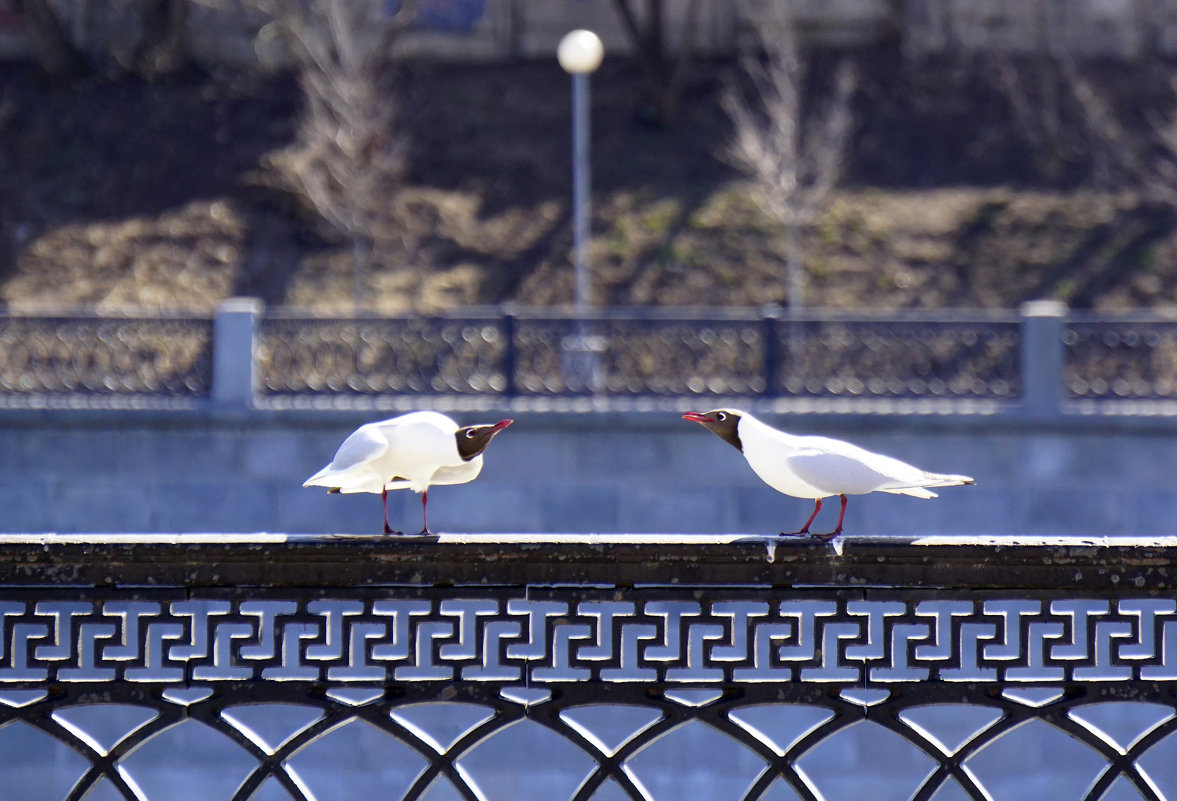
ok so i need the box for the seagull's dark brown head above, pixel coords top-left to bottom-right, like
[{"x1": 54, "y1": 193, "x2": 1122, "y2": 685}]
[
  {"x1": 456, "y1": 419, "x2": 514, "y2": 461},
  {"x1": 682, "y1": 409, "x2": 743, "y2": 452}
]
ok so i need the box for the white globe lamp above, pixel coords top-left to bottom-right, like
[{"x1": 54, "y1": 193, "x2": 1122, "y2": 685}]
[{"x1": 557, "y1": 30, "x2": 604, "y2": 75}]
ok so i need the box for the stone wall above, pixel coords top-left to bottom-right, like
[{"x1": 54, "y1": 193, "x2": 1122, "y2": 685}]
[{"x1": 3, "y1": 406, "x2": 1175, "y2": 536}]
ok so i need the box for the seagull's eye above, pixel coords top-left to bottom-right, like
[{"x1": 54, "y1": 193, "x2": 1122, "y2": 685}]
[
  {"x1": 715, "y1": 412, "x2": 727, "y2": 422},
  {"x1": 465, "y1": 429, "x2": 478, "y2": 438}
]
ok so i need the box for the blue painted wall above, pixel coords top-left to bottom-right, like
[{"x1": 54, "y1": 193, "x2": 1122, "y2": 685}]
[{"x1": 2, "y1": 408, "x2": 1174, "y2": 536}]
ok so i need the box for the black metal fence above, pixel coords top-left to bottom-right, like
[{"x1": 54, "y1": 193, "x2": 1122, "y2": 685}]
[
  {"x1": 1065, "y1": 314, "x2": 1177, "y2": 400},
  {"x1": 5, "y1": 303, "x2": 1177, "y2": 413},
  {"x1": 255, "y1": 309, "x2": 1022, "y2": 400},
  {"x1": 0, "y1": 312, "x2": 212, "y2": 401},
  {"x1": 2, "y1": 533, "x2": 1177, "y2": 801}
]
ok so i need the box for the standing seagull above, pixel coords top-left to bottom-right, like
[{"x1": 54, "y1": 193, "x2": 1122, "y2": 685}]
[
  {"x1": 304, "y1": 411, "x2": 513, "y2": 535},
  {"x1": 682, "y1": 409, "x2": 973, "y2": 540}
]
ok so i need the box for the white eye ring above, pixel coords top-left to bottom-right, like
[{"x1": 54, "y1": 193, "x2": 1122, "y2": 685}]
[
  {"x1": 465, "y1": 429, "x2": 478, "y2": 438},
  {"x1": 716, "y1": 412, "x2": 727, "y2": 422}
]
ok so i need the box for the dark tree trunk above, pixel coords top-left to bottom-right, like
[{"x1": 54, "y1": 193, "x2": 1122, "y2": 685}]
[
  {"x1": 10, "y1": 0, "x2": 86, "y2": 80},
  {"x1": 133, "y1": 0, "x2": 190, "y2": 80},
  {"x1": 609, "y1": 0, "x2": 699, "y2": 127}
]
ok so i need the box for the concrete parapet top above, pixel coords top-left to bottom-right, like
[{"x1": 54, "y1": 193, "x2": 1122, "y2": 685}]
[{"x1": 2, "y1": 533, "x2": 1174, "y2": 592}]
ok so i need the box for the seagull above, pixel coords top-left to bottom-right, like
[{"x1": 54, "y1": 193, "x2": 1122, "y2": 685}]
[
  {"x1": 304, "y1": 411, "x2": 513, "y2": 535},
  {"x1": 682, "y1": 408, "x2": 973, "y2": 540}
]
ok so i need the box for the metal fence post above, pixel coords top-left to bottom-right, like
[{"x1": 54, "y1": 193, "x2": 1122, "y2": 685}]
[
  {"x1": 762, "y1": 305, "x2": 782, "y2": 396},
  {"x1": 502, "y1": 312, "x2": 517, "y2": 397},
  {"x1": 1019, "y1": 299, "x2": 1067, "y2": 419},
  {"x1": 213, "y1": 297, "x2": 263, "y2": 408}
]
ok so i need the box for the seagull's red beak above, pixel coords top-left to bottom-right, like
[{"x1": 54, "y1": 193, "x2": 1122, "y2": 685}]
[
  {"x1": 491, "y1": 419, "x2": 514, "y2": 433},
  {"x1": 681, "y1": 412, "x2": 714, "y2": 424}
]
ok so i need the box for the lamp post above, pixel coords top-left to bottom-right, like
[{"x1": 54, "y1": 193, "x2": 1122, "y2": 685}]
[
  {"x1": 557, "y1": 29, "x2": 604, "y2": 316},
  {"x1": 557, "y1": 30, "x2": 605, "y2": 392}
]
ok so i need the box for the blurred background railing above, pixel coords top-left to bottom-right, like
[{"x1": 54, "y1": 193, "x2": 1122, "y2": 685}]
[
  {"x1": 0, "y1": 312, "x2": 213, "y2": 403},
  {"x1": 256, "y1": 307, "x2": 1022, "y2": 400},
  {"x1": 1065, "y1": 314, "x2": 1177, "y2": 401},
  {"x1": 6, "y1": 298, "x2": 1177, "y2": 415}
]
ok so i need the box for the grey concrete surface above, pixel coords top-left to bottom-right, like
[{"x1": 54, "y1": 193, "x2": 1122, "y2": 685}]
[{"x1": 2, "y1": 408, "x2": 1176, "y2": 537}]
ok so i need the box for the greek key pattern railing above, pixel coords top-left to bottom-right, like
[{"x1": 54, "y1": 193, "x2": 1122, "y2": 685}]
[
  {"x1": 4, "y1": 590, "x2": 1177, "y2": 801},
  {"x1": 2, "y1": 536, "x2": 1177, "y2": 801},
  {"x1": 2, "y1": 594, "x2": 1175, "y2": 686}
]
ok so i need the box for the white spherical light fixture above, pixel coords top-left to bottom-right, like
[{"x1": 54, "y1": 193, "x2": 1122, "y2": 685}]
[{"x1": 557, "y1": 30, "x2": 604, "y2": 75}]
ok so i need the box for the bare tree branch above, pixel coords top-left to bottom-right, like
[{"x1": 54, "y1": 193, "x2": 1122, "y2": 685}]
[
  {"x1": 258, "y1": 0, "x2": 414, "y2": 309},
  {"x1": 9, "y1": 0, "x2": 86, "y2": 79},
  {"x1": 132, "y1": 0, "x2": 190, "y2": 79},
  {"x1": 721, "y1": 4, "x2": 856, "y2": 311},
  {"x1": 609, "y1": 0, "x2": 701, "y2": 125},
  {"x1": 15, "y1": 0, "x2": 208, "y2": 81},
  {"x1": 956, "y1": 2, "x2": 1177, "y2": 219},
  {"x1": 1064, "y1": 61, "x2": 1148, "y2": 191},
  {"x1": 951, "y1": 2, "x2": 1157, "y2": 193}
]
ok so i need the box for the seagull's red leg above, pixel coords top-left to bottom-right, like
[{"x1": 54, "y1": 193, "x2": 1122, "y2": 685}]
[
  {"x1": 382, "y1": 486, "x2": 395, "y2": 535},
  {"x1": 814, "y1": 494, "x2": 848, "y2": 541},
  {"x1": 785, "y1": 499, "x2": 823, "y2": 537},
  {"x1": 419, "y1": 490, "x2": 431, "y2": 536}
]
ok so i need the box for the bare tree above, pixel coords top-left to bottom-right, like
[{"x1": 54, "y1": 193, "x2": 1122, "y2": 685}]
[
  {"x1": 131, "y1": 0, "x2": 190, "y2": 78},
  {"x1": 1147, "y1": 78, "x2": 1177, "y2": 207},
  {"x1": 721, "y1": 5, "x2": 856, "y2": 313},
  {"x1": 1065, "y1": 62, "x2": 1150, "y2": 192},
  {"x1": 12, "y1": 0, "x2": 194, "y2": 80},
  {"x1": 934, "y1": 0, "x2": 1159, "y2": 190},
  {"x1": 258, "y1": 0, "x2": 413, "y2": 309},
  {"x1": 980, "y1": 35, "x2": 1152, "y2": 190},
  {"x1": 1089, "y1": 71, "x2": 1177, "y2": 210},
  {"x1": 9, "y1": 0, "x2": 85, "y2": 79}
]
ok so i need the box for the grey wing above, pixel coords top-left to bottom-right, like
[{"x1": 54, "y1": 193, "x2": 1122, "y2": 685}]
[
  {"x1": 428, "y1": 458, "x2": 483, "y2": 487},
  {"x1": 327, "y1": 425, "x2": 389, "y2": 471},
  {"x1": 304, "y1": 424, "x2": 391, "y2": 490}
]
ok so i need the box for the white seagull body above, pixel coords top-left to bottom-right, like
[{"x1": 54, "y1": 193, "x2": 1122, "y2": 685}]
[
  {"x1": 683, "y1": 409, "x2": 973, "y2": 539},
  {"x1": 304, "y1": 411, "x2": 512, "y2": 534}
]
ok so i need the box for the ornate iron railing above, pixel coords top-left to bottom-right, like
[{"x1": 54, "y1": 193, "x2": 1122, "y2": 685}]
[
  {"x1": 257, "y1": 313, "x2": 511, "y2": 395},
  {"x1": 1065, "y1": 315, "x2": 1177, "y2": 400},
  {"x1": 772, "y1": 316, "x2": 1020, "y2": 399},
  {"x1": 2, "y1": 533, "x2": 1177, "y2": 801},
  {"x1": 17, "y1": 302, "x2": 1177, "y2": 414},
  {"x1": 255, "y1": 309, "x2": 1021, "y2": 401},
  {"x1": 0, "y1": 313, "x2": 212, "y2": 406}
]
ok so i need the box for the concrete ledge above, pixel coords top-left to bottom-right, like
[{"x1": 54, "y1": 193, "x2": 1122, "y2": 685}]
[{"x1": 1, "y1": 533, "x2": 1174, "y2": 591}]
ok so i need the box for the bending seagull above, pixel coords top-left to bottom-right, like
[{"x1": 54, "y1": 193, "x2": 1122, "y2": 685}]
[
  {"x1": 682, "y1": 408, "x2": 973, "y2": 540},
  {"x1": 304, "y1": 411, "x2": 513, "y2": 535}
]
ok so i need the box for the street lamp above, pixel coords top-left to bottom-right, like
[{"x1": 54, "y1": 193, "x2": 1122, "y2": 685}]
[
  {"x1": 557, "y1": 30, "x2": 605, "y2": 392},
  {"x1": 557, "y1": 29, "x2": 603, "y2": 315}
]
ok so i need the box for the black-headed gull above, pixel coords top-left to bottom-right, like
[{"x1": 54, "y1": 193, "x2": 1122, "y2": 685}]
[
  {"x1": 682, "y1": 408, "x2": 973, "y2": 540},
  {"x1": 304, "y1": 411, "x2": 513, "y2": 535}
]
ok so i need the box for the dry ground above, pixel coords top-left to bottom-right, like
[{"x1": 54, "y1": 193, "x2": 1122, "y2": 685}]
[{"x1": 1, "y1": 53, "x2": 1175, "y2": 314}]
